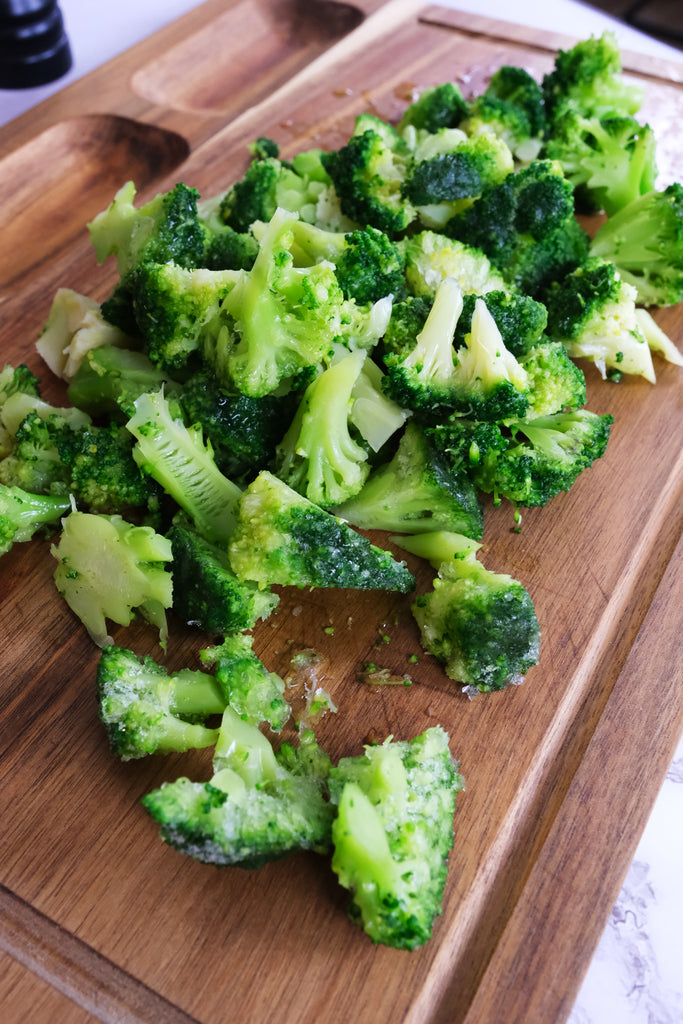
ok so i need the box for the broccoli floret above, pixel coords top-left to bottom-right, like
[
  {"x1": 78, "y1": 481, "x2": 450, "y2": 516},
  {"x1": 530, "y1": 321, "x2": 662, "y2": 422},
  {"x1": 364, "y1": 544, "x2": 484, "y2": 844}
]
[
  {"x1": 274, "y1": 349, "x2": 371, "y2": 508},
  {"x1": 588, "y1": 183, "x2": 683, "y2": 307},
  {"x1": 199, "y1": 632, "x2": 290, "y2": 731},
  {"x1": 0, "y1": 364, "x2": 41, "y2": 457},
  {"x1": 178, "y1": 370, "x2": 296, "y2": 482},
  {"x1": 329, "y1": 726, "x2": 464, "y2": 949},
  {"x1": 402, "y1": 229, "x2": 508, "y2": 298},
  {"x1": 218, "y1": 154, "x2": 330, "y2": 233},
  {"x1": 126, "y1": 389, "x2": 242, "y2": 545},
  {"x1": 403, "y1": 128, "x2": 514, "y2": 227},
  {"x1": 227, "y1": 470, "x2": 415, "y2": 592},
  {"x1": 446, "y1": 160, "x2": 590, "y2": 297},
  {"x1": 457, "y1": 289, "x2": 548, "y2": 358},
  {"x1": 398, "y1": 82, "x2": 470, "y2": 134},
  {"x1": 169, "y1": 520, "x2": 279, "y2": 636},
  {"x1": 519, "y1": 340, "x2": 587, "y2": 416},
  {"x1": 0, "y1": 408, "x2": 80, "y2": 496},
  {"x1": 542, "y1": 31, "x2": 644, "y2": 123},
  {"x1": 333, "y1": 421, "x2": 484, "y2": 539},
  {"x1": 219, "y1": 209, "x2": 348, "y2": 396},
  {"x1": 142, "y1": 712, "x2": 334, "y2": 867},
  {"x1": 0, "y1": 483, "x2": 71, "y2": 557},
  {"x1": 471, "y1": 409, "x2": 614, "y2": 507},
  {"x1": 426, "y1": 417, "x2": 509, "y2": 480},
  {"x1": 202, "y1": 225, "x2": 259, "y2": 272},
  {"x1": 131, "y1": 262, "x2": 239, "y2": 373},
  {"x1": 67, "y1": 345, "x2": 180, "y2": 420},
  {"x1": 321, "y1": 115, "x2": 416, "y2": 236},
  {"x1": 52, "y1": 510, "x2": 173, "y2": 646},
  {"x1": 96, "y1": 644, "x2": 226, "y2": 760},
  {"x1": 462, "y1": 65, "x2": 547, "y2": 164},
  {"x1": 383, "y1": 278, "x2": 530, "y2": 422},
  {"x1": 543, "y1": 111, "x2": 657, "y2": 216},
  {"x1": 545, "y1": 258, "x2": 656, "y2": 382},
  {"x1": 395, "y1": 531, "x2": 541, "y2": 693}
]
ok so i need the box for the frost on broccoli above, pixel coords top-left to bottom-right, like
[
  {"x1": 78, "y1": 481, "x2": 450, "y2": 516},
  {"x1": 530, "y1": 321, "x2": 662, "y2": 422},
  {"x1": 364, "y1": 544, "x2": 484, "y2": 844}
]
[
  {"x1": 329, "y1": 726, "x2": 464, "y2": 949},
  {"x1": 227, "y1": 470, "x2": 415, "y2": 592},
  {"x1": 96, "y1": 644, "x2": 226, "y2": 760},
  {"x1": 199, "y1": 632, "x2": 290, "y2": 731},
  {"x1": 333, "y1": 421, "x2": 484, "y2": 540},
  {"x1": 51, "y1": 510, "x2": 173, "y2": 646},
  {"x1": 142, "y1": 712, "x2": 334, "y2": 868},
  {"x1": 395, "y1": 532, "x2": 541, "y2": 694},
  {"x1": 0, "y1": 483, "x2": 71, "y2": 557}
]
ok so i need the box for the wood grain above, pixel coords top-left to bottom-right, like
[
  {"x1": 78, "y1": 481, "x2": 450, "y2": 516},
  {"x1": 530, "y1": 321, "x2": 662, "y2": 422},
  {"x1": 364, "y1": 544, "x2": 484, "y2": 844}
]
[{"x1": 1, "y1": 2, "x2": 682, "y2": 1022}]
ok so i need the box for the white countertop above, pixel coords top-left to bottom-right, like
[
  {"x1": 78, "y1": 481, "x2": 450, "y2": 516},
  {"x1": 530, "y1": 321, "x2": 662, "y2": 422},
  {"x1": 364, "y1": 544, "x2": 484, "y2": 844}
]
[{"x1": 1, "y1": 2, "x2": 682, "y2": 1021}]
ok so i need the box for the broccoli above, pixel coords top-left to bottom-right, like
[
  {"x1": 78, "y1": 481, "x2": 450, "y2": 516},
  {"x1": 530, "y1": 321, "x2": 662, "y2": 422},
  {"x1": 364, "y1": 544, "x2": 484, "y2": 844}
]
[
  {"x1": 0, "y1": 364, "x2": 41, "y2": 457},
  {"x1": 634, "y1": 308, "x2": 683, "y2": 370},
  {"x1": 457, "y1": 289, "x2": 548, "y2": 359},
  {"x1": 67, "y1": 345, "x2": 181, "y2": 420},
  {"x1": 461, "y1": 65, "x2": 547, "y2": 164},
  {"x1": 329, "y1": 726, "x2": 464, "y2": 949},
  {"x1": 217, "y1": 152, "x2": 332, "y2": 233},
  {"x1": 542, "y1": 31, "x2": 644, "y2": 124},
  {"x1": 142, "y1": 712, "x2": 334, "y2": 867},
  {"x1": 51, "y1": 510, "x2": 173, "y2": 646},
  {"x1": 464, "y1": 409, "x2": 614, "y2": 507},
  {"x1": 274, "y1": 349, "x2": 371, "y2": 508},
  {"x1": 131, "y1": 262, "x2": 239, "y2": 373},
  {"x1": 333, "y1": 421, "x2": 484, "y2": 540},
  {"x1": 202, "y1": 225, "x2": 259, "y2": 272},
  {"x1": 96, "y1": 644, "x2": 226, "y2": 760},
  {"x1": 382, "y1": 278, "x2": 530, "y2": 422},
  {"x1": 219, "y1": 209, "x2": 348, "y2": 396},
  {"x1": 199, "y1": 632, "x2": 290, "y2": 731},
  {"x1": 227, "y1": 470, "x2": 415, "y2": 592},
  {"x1": 543, "y1": 111, "x2": 657, "y2": 216},
  {"x1": 0, "y1": 407, "x2": 82, "y2": 497},
  {"x1": 519, "y1": 340, "x2": 587, "y2": 417},
  {"x1": 545, "y1": 258, "x2": 656, "y2": 382},
  {"x1": 394, "y1": 531, "x2": 541, "y2": 693},
  {"x1": 0, "y1": 483, "x2": 71, "y2": 557},
  {"x1": 426, "y1": 417, "x2": 509, "y2": 481},
  {"x1": 126, "y1": 389, "x2": 242, "y2": 545},
  {"x1": 445, "y1": 160, "x2": 590, "y2": 298},
  {"x1": 169, "y1": 520, "x2": 279, "y2": 636},
  {"x1": 588, "y1": 183, "x2": 683, "y2": 307},
  {"x1": 398, "y1": 82, "x2": 470, "y2": 134},
  {"x1": 346, "y1": 354, "x2": 411, "y2": 455},
  {"x1": 401, "y1": 229, "x2": 508, "y2": 297},
  {"x1": 321, "y1": 114, "x2": 416, "y2": 236}
]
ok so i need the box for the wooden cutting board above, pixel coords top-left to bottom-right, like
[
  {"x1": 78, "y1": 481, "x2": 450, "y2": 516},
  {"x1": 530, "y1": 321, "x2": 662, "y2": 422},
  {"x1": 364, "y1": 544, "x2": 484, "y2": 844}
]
[{"x1": 1, "y1": 2, "x2": 682, "y2": 1022}]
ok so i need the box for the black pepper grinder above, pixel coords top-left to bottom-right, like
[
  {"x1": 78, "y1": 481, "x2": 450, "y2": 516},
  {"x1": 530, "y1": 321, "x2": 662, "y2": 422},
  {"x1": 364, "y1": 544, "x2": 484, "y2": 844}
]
[{"x1": 0, "y1": 0, "x2": 72, "y2": 89}]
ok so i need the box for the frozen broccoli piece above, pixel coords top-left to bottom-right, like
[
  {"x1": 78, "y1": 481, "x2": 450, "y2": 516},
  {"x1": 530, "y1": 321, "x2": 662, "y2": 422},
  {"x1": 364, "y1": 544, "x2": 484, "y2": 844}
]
[
  {"x1": 199, "y1": 632, "x2": 290, "y2": 731},
  {"x1": 0, "y1": 483, "x2": 71, "y2": 557}
]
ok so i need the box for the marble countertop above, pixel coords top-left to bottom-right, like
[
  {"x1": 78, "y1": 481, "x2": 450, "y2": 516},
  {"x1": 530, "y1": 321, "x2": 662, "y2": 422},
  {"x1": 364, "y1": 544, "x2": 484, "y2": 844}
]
[{"x1": 1, "y1": 2, "x2": 681, "y2": 1021}]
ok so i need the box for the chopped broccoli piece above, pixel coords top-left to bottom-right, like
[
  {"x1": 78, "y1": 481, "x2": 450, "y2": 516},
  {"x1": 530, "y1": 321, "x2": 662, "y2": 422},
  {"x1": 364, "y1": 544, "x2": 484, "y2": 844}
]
[
  {"x1": 470, "y1": 409, "x2": 614, "y2": 507},
  {"x1": 333, "y1": 421, "x2": 484, "y2": 539},
  {"x1": 347, "y1": 355, "x2": 411, "y2": 454},
  {"x1": 446, "y1": 160, "x2": 590, "y2": 298},
  {"x1": 199, "y1": 632, "x2": 290, "y2": 731},
  {"x1": 588, "y1": 183, "x2": 683, "y2": 307},
  {"x1": 142, "y1": 713, "x2": 334, "y2": 867},
  {"x1": 274, "y1": 349, "x2": 371, "y2": 508},
  {"x1": 395, "y1": 531, "x2": 541, "y2": 693},
  {"x1": 546, "y1": 258, "x2": 656, "y2": 382},
  {"x1": 227, "y1": 470, "x2": 415, "y2": 592},
  {"x1": 218, "y1": 154, "x2": 329, "y2": 232},
  {"x1": 383, "y1": 278, "x2": 530, "y2": 421},
  {"x1": 0, "y1": 364, "x2": 41, "y2": 458},
  {"x1": 402, "y1": 229, "x2": 508, "y2": 297},
  {"x1": 543, "y1": 111, "x2": 657, "y2": 216},
  {"x1": 51, "y1": 510, "x2": 173, "y2": 646},
  {"x1": 462, "y1": 65, "x2": 547, "y2": 164},
  {"x1": 426, "y1": 417, "x2": 509, "y2": 479},
  {"x1": 519, "y1": 340, "x2": 587, "y2": 416},
  {"x1": 0, "y1": 483, "x2": 71, "y2": 557},
  {"x1": 542, "y1": 31, "x2": 644, "y2": 123},
  {"x1": 398, "y1": 82, "x2": 470, "y2": 134},
  {"x1": 329, "y1": 726, "x2": 464, "y2": 949},
  {"x1": 634, "y1": 308, "x2": 683, "y2": 369},
  {"x1": 202, "y1": 225, "x2": 259, "y2": 272},
  {"x1": 457, "y1": 289, "x2": 548, "y2": 358},
  {"x1": 127, "y1": 389, "x2": 242, "y2": 545},
  {"x1": 96, "y1": 644, "x2": 225, "y2": 760},
  {"x1": 169, "y1": 520, "x2": 279, "y2": 636},
  {"x1": 67, "y1": 345, "x2": 180, "y2": 420},
  {"x1": 321, "y1": 115, "x2": 416, "y2": 236}
]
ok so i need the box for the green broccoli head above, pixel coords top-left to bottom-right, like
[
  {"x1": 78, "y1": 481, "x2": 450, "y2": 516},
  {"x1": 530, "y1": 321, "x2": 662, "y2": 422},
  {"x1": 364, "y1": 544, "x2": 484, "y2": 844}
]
[
  {"x1": 199, "y1": 632, "x2": 290, "y2": 732},
  {"x1": 457, "y1": 289, "x2": 548, "y2": 359},
  {"x1": 462, "y1": 65, "x2": 547, "y2": 164},
  {"x1": 396, "y1": 531, "x2": 541, "y2": 693},
  {"x1": 51, "y1": 510, "x2": 173, "y2": 646},
  {"x1": 398, "y1": 82, "x2": 470, "y2": 134},
  {"x1": 401, "y1": 230, "x2": 508, "y2": 298},
  {"x1": 142, "y1": 712, "x2": 334, "y2": 868},
  {"x1": 169, "y1": 520, "x2": 279, "y2": 638},
  {"x1": 542, "y1": 31, "x2": 644, "y2": 123},
  {"x1": 0, "y1": 364, "x2": 41, "y2": 457},
  {"x1": 218, "y1": 153, "x2": 330, "y2": 233},
  {"x1": 329, "y1": 726, "x2": 464, "y2": 949},
  {"x1": 333, "y1": 421, "x2": 484, "y2": 540},
  {"x1": 519, "y1": 340, "x2": 587, "y2": 417},
  {"x1": 543, "y1": 110, "x2": 658, "y2": 216},
  {"x1": 0, "y1": 483, "x2": 71, "y2": 557},
  {"x1": 588, "y1": 182, "x2": 683, "y2": 307},
  {"x1": 545, "y1": 257, "x2": 656, "y2": 382},
  {"x1": 96, "y1": 644, "x2": 225, "y2": 760},
  {"x1": 227, "y1": 470, "x2": 415, "y2": 592},
  {"x1": 0, "y1": 409, "x2": 76, "y2": 496}
]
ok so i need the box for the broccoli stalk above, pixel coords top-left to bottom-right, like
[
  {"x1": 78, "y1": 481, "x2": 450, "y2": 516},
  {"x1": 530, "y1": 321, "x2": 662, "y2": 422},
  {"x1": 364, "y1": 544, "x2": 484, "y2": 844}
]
[
  {"x1": 0, "y1": 483, "x2": 72, "y2": 557},
  {"x1": 394, "y1": 531, "x2": 541, "y2": 693}
]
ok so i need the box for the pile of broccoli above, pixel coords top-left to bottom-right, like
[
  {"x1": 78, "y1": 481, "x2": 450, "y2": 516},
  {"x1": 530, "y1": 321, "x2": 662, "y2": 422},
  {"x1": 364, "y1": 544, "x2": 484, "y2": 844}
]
[{"x1": 2, "y1": 30, "x2": 682, "y2": 950}]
